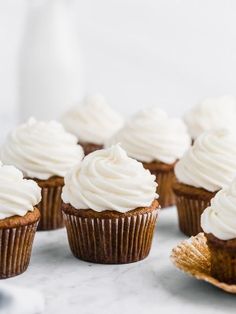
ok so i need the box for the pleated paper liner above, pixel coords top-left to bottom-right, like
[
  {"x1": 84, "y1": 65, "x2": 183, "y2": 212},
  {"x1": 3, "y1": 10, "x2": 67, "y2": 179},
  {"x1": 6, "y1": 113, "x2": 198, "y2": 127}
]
[
  {"x1": 35, "y1": 176, "x2": 64, "y2": 230},
  {"x1": 173, "y1": 182, "x2": 216, "y2": 236},
  {"x1": 62, "y1": 200, "x2": 159, "y2": 264},
  {"x1": 143, "y1": 161, "x2": 176, "y2": 208},
  {"x1": 0, "y1": 208, "x2": 40, "y2": 279},
  {"x1": 170, "y1": 233, "x2": 236, "y2": 294}
]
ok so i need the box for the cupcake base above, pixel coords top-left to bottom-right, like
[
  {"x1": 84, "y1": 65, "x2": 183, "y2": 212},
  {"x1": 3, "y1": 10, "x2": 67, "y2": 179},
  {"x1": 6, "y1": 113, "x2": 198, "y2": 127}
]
[
  {"x1": 35, "y1": 176, "x2": 64, "y2": 231},
  {"x1": 173, "y1": 182, "x2": 216, "y2": 236},
  {"x1": 142, "y1": 161, "x2": 176, "y2": 208},
  {"x1": 79, "y1": 142, "x2": 103, "y2": 156},
  {"x1": 206, "y1": 233, "x2": 236, "y2": 284},
  {"x1": 62, "y1": 200, "x2": 159, "y2": 264},
  {"x1": 0, "y1": 208, "x2": 40, "y2": 279}
]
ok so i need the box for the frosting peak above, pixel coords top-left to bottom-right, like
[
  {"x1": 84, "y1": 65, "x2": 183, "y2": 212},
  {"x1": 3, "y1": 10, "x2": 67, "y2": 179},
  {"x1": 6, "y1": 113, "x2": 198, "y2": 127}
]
[
  {"x1": 107, "y1": 107, "x2": 191, "y2": 164},
  {"x1": 62, "y1": 144, "x2": 158, "y2": 212},
  {"x1": 0, "y1": 118, "x2": 84, "y2": 180},
  {"x1": 61, "y1": 94, "x2": 124, "y2": 145},
  {"x1": 184, "y1": 95, "x2": 236, "y2": 139},
  {"x1": 175, "y1": 128, "x2": 236, "y2": 192},
  {"x1": 0, "y1": 163, "x2": 41, "y2": 219},
  {"x1": 107, "y1": 143, "x2": 126, "y2": 161},
  {"x1": 201, "y1": 178, "x2": 236, "y2": 240}
]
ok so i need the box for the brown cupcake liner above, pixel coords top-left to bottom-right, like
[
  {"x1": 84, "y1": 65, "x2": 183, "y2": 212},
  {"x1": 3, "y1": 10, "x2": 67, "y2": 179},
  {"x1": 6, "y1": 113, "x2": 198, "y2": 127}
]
[
  {"x1": 173, "y1": 182, "x2": 216, "y2": 236},
  {"x1": 79, "y1": 142, "x2": 103, "y2": 156},
  {"x1": 206, "y1": 233, "x2": 236, "y2": 284},
  {"x1": 35, "y1": 177, "x2": 64, "y2": 231},
  {"x1": 143, "y1": 161, "x2": 176, "y2": 208},
  {"x1": 0, "y1": 209, "x2": 40, "y2": 279},
  {"x1": 62, "y1": 201, "x2": 159, "y2": 264}
]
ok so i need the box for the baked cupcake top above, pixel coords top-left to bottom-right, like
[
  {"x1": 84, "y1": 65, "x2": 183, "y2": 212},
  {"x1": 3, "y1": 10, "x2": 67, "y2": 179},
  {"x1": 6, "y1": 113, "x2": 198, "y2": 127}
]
[
  {"x1": 201, "y1": 178, "x2": 236, "y2": 240},
  {"x1": 175, "y1": 129, "x2": 236, "y2": 192},
  {"x1": 184, "y1": 95, "x2": 236, "y2": 140},
  {"x1": 106, "y1": 108, "x2": 191, "y2": 164},
  {"x1": 0, "y1": 118, "x2": 84, "y2": 180},
  {"x1": 61, "y1": 94, "x2": 124, "y2": 145},
  {"x1": 62, "y1": 144, "x2": 158, "y2": 212},
  {"x1": 0, "y1": 163, "x2": 41, "y2": 219}
]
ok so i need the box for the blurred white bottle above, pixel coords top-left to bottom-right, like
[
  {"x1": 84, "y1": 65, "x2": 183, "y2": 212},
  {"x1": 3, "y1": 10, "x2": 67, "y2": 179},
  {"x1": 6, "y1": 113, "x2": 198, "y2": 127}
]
[{"x1": 19, "y1": 0, "x2": 84, "y2": 121}]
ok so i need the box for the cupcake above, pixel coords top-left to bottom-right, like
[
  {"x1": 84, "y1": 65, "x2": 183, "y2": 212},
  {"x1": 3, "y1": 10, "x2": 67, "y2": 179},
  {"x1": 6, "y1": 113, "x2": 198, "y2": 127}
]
[
  {"x1": 0, "y1": 163, "x2": 41, "y2": 278},
  {"x1": 174, "y1": 128, "x2": 236, "y2": 237},
  {"x1": 0, "y1": 118, "x2": 84, "y2": 230},
  {"x1": 61, "y1": 94, "x2": 124, "y2": 155},
  {"x1": 201, "y1": 179, "x2": 236, "y2": 283},
  {"x1": 62, "y1": 144, "x2": 159, "y2": 264},
  {"x1": 184, "y1": 95, "x2": 236, "y2": 141},
  {"x1": 107, "y1": 108, "x2": 191, "y2": 208}
]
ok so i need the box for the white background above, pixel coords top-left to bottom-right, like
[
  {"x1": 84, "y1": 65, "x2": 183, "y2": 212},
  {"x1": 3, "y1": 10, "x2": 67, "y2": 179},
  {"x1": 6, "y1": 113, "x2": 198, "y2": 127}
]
[
  {"x1": 1, "y1": 2, "x2": 236, "y2": 313},
  {"x1": 0, "y1": 0, "x2": 236, "y2": 136},
  {"x1": 0, "y1": 0, "x2": 236, "y2": 135}
]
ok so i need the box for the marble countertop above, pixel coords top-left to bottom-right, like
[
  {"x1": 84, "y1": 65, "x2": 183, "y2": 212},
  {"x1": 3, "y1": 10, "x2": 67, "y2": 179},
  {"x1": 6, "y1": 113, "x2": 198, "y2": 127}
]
[{"x1": 8, "y1": 208, "x2": 236, "y2": 314}]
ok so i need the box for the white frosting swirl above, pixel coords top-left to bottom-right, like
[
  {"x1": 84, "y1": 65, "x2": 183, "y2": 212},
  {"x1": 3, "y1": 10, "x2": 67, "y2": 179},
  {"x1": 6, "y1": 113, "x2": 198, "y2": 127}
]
[
  {"x1": 201, "y1": 178, "x2": 236, "y2": 240},
  {"x1": 62, "y1": 145, "x2": 158, "y2": 212},
  {"x1": 184, "y1": 95, "x2": 236, "y2": 139},
  {"x1": 0, "y1": 163, "x2": 41, "y2": 219},
  {"x1": 175, "y1": 129, "x2": 236, "y2": 192},
  {"x1": 106, "y1": 108, "x2": 191, "y2": 164},
  {"x1": 61, "y1": 94, "x2": 124, "y2": 145},
  {"x1": 0, "y1": 118, "x2": 84, "y2": 180}
]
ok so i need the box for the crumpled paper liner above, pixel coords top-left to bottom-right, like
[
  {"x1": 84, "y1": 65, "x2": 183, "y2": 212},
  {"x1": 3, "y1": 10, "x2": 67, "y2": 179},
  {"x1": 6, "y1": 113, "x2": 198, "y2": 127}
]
[{"x1": 170, "y1": 233, "x2": 236, "y2": 293}]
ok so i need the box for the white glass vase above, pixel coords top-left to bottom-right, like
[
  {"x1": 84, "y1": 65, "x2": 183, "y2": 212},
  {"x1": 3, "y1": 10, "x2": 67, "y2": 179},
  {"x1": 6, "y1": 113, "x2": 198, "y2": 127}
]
[{"x1": 19, "y1": 0, "x2": 84, "y2": 121}]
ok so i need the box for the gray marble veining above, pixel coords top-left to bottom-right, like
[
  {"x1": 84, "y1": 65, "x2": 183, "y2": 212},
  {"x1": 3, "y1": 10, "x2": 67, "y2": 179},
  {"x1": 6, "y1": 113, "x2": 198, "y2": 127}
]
[{"x1": 8, "y1": 208, "x2": 236, "y2": 314}]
